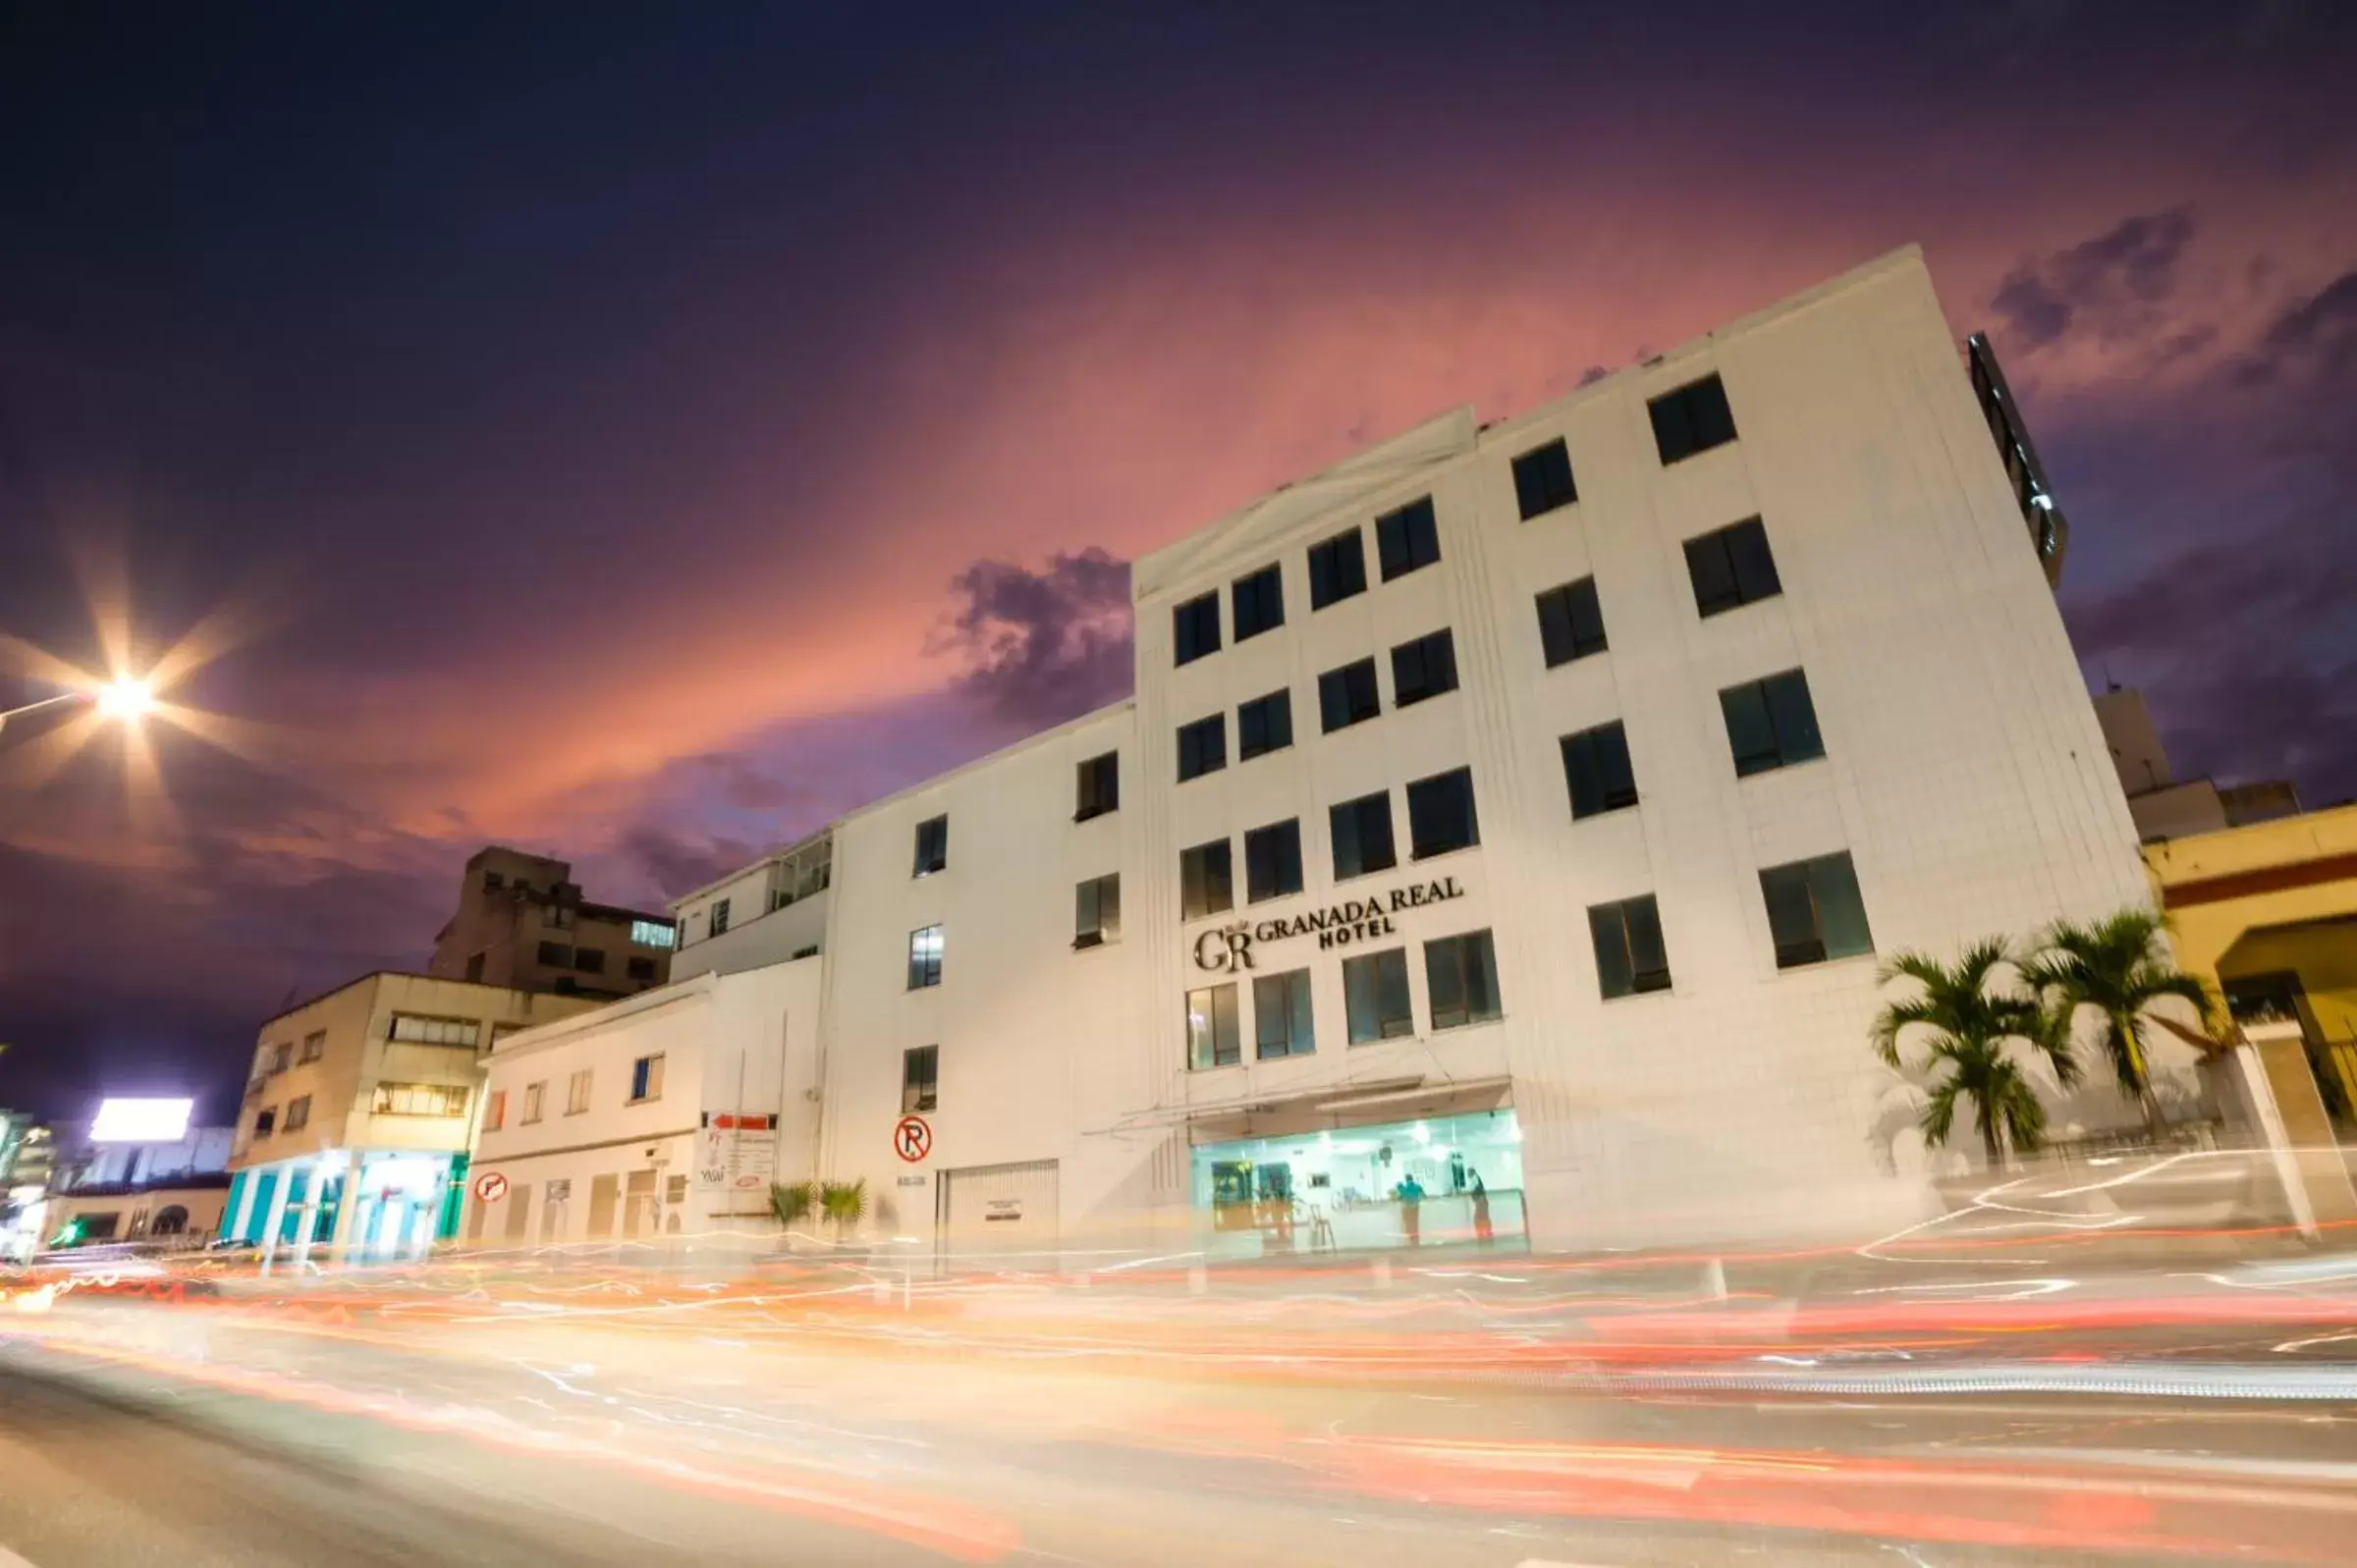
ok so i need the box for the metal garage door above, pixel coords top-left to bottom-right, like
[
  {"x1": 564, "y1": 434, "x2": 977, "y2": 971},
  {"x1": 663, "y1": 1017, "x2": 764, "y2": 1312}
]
[{"x1": 937, "y1": 1160, "x2": 1059, "y2": 1270}]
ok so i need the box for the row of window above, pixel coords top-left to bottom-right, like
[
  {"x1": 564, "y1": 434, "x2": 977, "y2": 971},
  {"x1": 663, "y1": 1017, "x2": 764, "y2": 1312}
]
[
  {"x1": 255, "y1": 1029, "x2": 329, "y2": 1077},
  {"x1": 530, "y1": 941, "x2": 660, "y2": 981},
  {"x1": 249, "y1": 1094, "x2": 313, "y2": 1138},
  {"x1": 1186, "y1": 929, "x2": 1504, "y2": 1067},
  {"x1": 1588, "y1": 850, "x2": 1873, "y2": 1000},
  {"x1": 1170, "y1": 374, "x2": 1739, "y2": 672},
  {"x1": 1179, "y1": 766, "x2": 1478, "y2": 921},
  {"x1": 484, "y1": 1056, "x2": 663, "y2": 1132}
]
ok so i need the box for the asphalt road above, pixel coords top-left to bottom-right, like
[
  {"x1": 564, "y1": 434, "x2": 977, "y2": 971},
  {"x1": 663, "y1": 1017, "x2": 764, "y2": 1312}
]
[{"x1": 5, "y1": 1292, "x2": 2357, "y2": 1568}]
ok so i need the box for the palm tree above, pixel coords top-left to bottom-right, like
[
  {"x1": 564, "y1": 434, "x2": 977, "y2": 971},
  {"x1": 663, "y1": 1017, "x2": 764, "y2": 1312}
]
[
  {"x1": 1872, "y1": 939, "x2": 2081, "y2": 1169},
  {"x1": 2021, "y1": 907, "x2": 2215, "y2": 1140}
]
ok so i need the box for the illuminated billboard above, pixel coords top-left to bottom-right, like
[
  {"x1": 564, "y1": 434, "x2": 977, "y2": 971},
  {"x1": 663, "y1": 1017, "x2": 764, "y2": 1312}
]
[{"x1": 90, "y1": 1097, "x2": 194, "y2": 1144}]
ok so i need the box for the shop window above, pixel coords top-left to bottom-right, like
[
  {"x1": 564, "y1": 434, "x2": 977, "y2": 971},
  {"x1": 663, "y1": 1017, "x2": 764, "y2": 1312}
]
[
  {"x1": 1254, "y1": 969, "x2": 1315, "y2": 1059},
  {"x1": 1187, "y1": 983, "x2": 1241, "y2": 1069},
  {"x1": 1343, "y1": 948, "x2": 1414, "y2": 1044}
]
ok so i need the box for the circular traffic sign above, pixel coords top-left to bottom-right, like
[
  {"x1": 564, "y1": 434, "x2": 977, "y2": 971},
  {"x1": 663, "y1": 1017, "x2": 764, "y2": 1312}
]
[
  {"x1": 893, "y1": 1114, "x2": 932, "y2": 1163},
  {"x1": 471, "y1": 1170, "x2": 510, "y2": 1204}
]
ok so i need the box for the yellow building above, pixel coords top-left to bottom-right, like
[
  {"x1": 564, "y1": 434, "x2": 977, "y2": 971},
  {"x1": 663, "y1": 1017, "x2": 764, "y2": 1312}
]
[{"x1": 2146, "y1": 801, "x2": 2357, "y2": 1130}]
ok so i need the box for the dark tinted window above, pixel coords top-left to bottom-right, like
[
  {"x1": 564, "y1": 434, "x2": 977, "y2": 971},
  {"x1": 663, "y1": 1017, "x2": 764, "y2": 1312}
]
[
  {"x1": 1173, "y1": 592, "x2": 1221, "y2": 666},
  {"x1": 1307, "y1": 528, "x2": 1368, "y2": 609},
  {"x1": 1244, "y1": 819, "x2": 1304, "y2": 903},
  {"x1": 1179, "y1": 838, "x2": 1233, "y2": 920},
  {"x1": 912, "y1": 814, "x2": 948, "y2": 876},
  {"x1": 1405, "y1": 766, "x2": 1479, "y2": 859},
  {"x1": 1536, "y1": 577, "x2": 1608, "y2": 667},
  {"x1": 1329, "y1": 791, "x2": 1398, "y2": 881},
  {"x1": 1254, "y1": 968, "x2": 1315, "y2": 1060},
  {"x1": 1074, "y1": 872, "x2": 1122, "y2": 948},
  {"x1": 1425, "y1": 930, "x2": 1503, "y2": 1030},
  {"x1": 902, "y1": 1045, "x2": 938, "y2": 1113},
  {"x1": 1589, "y1": 895, "x2": 1672, "y2": 999},
  {"x1": 1375, "y1": 498, "x2": 1441, "y2": 580},
  {"x1": 1562, "y1": 722, "x2": 1638, "y2": 818},
  {"x1": 1684, "y1": 517, "x2": 1782, "y2": 617},
  {"x1": 1343, "y1": 948, "x2": 1414, "y2": 1043},
  {"x1": 1760, "y1": 852, "x2": 1873, "y2": 968},
  {"x1": 1390, "y1": 628, "x2": 1459, "y2": 707},
  {"x1": 1648, "y1": 373, "x2": 1738, "y2": 464},
  {"x1": 1177, "y1": 714, "x2": 1227, "y2": 782},
  {"x1": 1236, "y1": 689, "x2": 1293, "y2": 760},
  {"x1": 1720, "y1": 669, "x2": 1825, "y2": 777},
  {"x1": 537, "y1": 940, "x2": 570, "y2": 966},
  {"x1": 627, "y1": 955, "x2": 657, "y2": 981},
  {"x1": 574, "y1": 946, "x2": 606, "y2": 974},
  {"x1": 1511, "y1": 439, "x2": 1577, "y2": 518},
  {"x1": 1318, "y1": 658, "x2": 1382, "y2": 731},
  {"x1": 1187, "y1": 983, "x2": 1241, "y2": 1069},
  {"x1": 1075, "y1": 751, "x2": 1120, "y2": 821},
  {"x1": 710, "y1": 899, "x2": 731, "y2": 936},
  {"x1": 1233, "y1": 564, "x2": 1285, "y2": 641}
]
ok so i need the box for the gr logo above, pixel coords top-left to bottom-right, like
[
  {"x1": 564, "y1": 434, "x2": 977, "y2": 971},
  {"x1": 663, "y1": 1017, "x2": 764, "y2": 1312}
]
[{"x1": 1192, "y1": 923, "x2": 1256, "y2": 973}]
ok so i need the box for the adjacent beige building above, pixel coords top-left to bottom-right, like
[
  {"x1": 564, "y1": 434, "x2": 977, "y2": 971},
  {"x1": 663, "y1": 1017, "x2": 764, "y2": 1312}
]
[{"x1": 429, "y1": 845, "x2": 679, "y2": 1000}]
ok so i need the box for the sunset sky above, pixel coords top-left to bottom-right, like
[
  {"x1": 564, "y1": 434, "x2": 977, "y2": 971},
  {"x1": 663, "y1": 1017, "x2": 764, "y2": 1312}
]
[{"x1": 3, "y1": 3, "x2": 2352, "y2": 1122}]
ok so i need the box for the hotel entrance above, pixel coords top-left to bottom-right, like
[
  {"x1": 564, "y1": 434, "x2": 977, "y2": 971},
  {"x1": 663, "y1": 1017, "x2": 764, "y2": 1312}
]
[{"x1": 1189, "y1": 1108, "x2": 1525, "y2": 1260}]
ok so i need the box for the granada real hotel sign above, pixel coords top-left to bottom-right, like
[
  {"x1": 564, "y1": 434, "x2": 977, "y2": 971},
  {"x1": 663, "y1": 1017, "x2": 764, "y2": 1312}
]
[{"x1": 1193, "y1": 875, "x2": 1465, "y2": 973}]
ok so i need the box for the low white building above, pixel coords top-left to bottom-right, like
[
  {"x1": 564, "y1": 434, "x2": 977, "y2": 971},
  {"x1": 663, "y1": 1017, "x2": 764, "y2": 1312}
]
[
  {"x1": 466, "y1": 245, "x2": 2157, "y2": 1261},
  {"x1": 465, "y1": 955, "x2": 825, "y2": 1245}
]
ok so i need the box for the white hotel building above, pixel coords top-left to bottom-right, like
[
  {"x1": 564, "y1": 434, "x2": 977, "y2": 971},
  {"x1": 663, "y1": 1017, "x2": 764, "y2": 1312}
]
[{"x1": 468, "y1": 247, "x2": 2154, "y2": 1258}]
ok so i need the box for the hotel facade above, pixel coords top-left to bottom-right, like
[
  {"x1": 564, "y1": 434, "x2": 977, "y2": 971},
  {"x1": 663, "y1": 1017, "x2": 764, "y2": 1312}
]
[{"x1": 468, "y1": 248, "x2": 2158, "y2": 1258}]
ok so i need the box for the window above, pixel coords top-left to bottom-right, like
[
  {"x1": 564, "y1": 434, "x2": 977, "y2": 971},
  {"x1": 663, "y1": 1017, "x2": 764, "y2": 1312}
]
[
  {"x1": 1307, "y1": 527, "x2": 1367, "y2": 609},
  {"x1": 1253, "y1": 969, "x2": 1315, "y2": 1059},
  {"x1": 1425, "y1": 930, "x2": 1503, "y2": 1030},
  {"x1": 906, "y1": 925, "x2": 944, "y2": 989},
  {"x1": 1244, "y1": 819, "x2": 1303, "y2": 903},
  {"x1": 629, "y1": 1054, "x2": 665, "y2": 1104},
  {"x1": 1590, "y1": 895, "x2": 1672, "y2": 999},
  {"x1": 566, "y1": 1069, "x2": 592, "y2": 1115},
  {"x1": 371, "y1": 1082, "x2": 470, "y2": 1117},
  {"x1": 1177, "y1": 714, "x2": 1227, "y2": 782},
  {"x1": 1536, "y1": 577, "x2": 1608, "y2": 667},
  {"x1": 253, "y1": 1107, "x2": 276, "y2": 1136},
  {"x1": 1720, "y1": 669, "x2": 1826, "y2": 777},
  {"x1": 1760, "y1": 852, "x2": 1875, "y2": 968},
  {"x1": 1648, "y1": 372, "x2": 1737, "y2": 464},
  {"x1": 627, "y1": 955, "x2": 657, "y2": 982},
  {"x1": 283, "y1": 1096, "x2": 311, "y2": 1133},
  {"x1": 1511, "y1": 438, "x2": 1577, "y2": 518},
  {"x1": 1375, "y1": 497, "x2": 1441, "y2": 580},
  {"x1": 1329, "y1": 791, "x2": 1398, "y2": 881},
  {"x1": 792, "y1": 944, "x2": 820, "y2": 960},
  {"x1": 1186, "y1": 983, "x2": 1241, "y2": 1069},
  {"x1": 1173, "y1": 591, "x2": 1221, "y2": 666},
  {"x1": 903, "y1": 1046, "x2": 939, "y2": 1113},
  {"x1": 1318, "y1": 658, "x2": 1381, "y2": 732},
  {"x1": 1684, "y1": 516, "x2": 1781, "y2": 617},
  {"x1": 1179, "y1": 839, "x2": 1233, "y2": 921},
  {"x1": 630, "y1": 918, "x2": 677, "y2": 948},
  {"x1": 299, "y1": 1030, "x2": 326, "y2": 1063},
  {"x1": 1405, "y1": 766, "x2": 1479, "y2": 859},
  {"x1": 521, "y1": 1081, "x2": 546, "y2": 1124},
  {"x1": 1236, "y1": 689, "x2": 1293, "y2": 760},
  {"x1": 710, "y1": 898, "x2": 732, "y2": 937},
  {"x1": 1074, "y1": 872, "x2": 1122, "y2": 948},
  {"x1": 574, "y1": 946, "x2": 606, "y2": 974},
  {"x1": 483, "y1": 1090, "x2": 507, "y2": 1132},
  {"x1": 268, "y1": 1042, "x2": 293, "y2": 1074},
  {"x1": 545, "y1": 904, "x2": 575, "y2": 930},
  {"x1": 465, "y1": 951, "x2": 485, "y2": 982},
  {"x1": 1343, "y1": 948, "x2": 1414, "y2": 1043},
  {"x1": 536, "y1": 941, "x2": 570, "y2": 968},
  {"x1": 912, "y1": 814, "x2": 949, "y2": 876},
  {"x1": 388, "y1": 1013, "x2": 478, "y2": 1048},
  {"x1": 1390, "y1": 628, "x2": 1458, "y2": 707},
  {"x1": 483, "y1": 871, "x2": 506, "y2": 892},
  {"x1": 1561, "y1": 722, "x2": 1638, "y2": 819},
  {"x1": 1075, "y1": 751, "x2": 1120, "y2": 821},
  {"x1": 1233, "y1": 564, "x2": 1285, "y2": 641}
]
